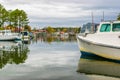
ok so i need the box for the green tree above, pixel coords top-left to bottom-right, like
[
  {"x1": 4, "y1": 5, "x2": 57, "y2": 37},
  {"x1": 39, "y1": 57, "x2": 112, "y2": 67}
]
[
  {"x1": 20, "y1": 10, "x2": 29, "y2": 27},
  {"x1": 0, "y1": 4, "x2": 8, "y2": 27},
  {"x1": 10, "y1": 9, "x2": 29, "y2": 28},
  {"x1": 8, "y1": 10, "x2": 13, "y2": 26},
  {"x1": 0, "y1": 3, "x2": 29, "y2": 32},
  {"x1": 117, "y1": 13, "x2": 120, "y2": 20}
]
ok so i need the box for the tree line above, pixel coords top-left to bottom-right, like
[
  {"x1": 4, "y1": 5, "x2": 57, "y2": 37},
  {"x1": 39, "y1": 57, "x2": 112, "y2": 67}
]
[
  {"x1": 0, "y1": 4, "x2": 29, "y2": 32},
  {"x1": 43, "y1": 26, "x2": 80, "y2": 34}
]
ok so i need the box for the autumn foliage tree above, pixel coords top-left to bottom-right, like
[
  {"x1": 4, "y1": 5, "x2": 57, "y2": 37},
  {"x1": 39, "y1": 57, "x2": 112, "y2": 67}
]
[
  {"x1": 24, "y1": 25, "x2": 31, "y2": 32},
  {"x1": 46, "y1": 26, "x2": 55, "y2": 33}
]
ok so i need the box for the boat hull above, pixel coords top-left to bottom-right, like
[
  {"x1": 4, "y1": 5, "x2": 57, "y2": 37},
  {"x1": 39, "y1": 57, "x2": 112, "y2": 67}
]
[
  {"x1": 77, "y1": 36, "x2": 120, "y2": 60},
  {"x1": 0, "y1": 35, "x2": 21, "y2": 41}
]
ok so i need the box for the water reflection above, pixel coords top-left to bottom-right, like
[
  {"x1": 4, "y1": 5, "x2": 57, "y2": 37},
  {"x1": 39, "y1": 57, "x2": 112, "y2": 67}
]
[
  {"x1": 77, "y1": 52, "x2": 120, "y2": 77},
  {"x1": 32, "y1": 34, "x2": 77, "y2": 43},
  {"x1": 0, "y1": 41, "x2": 29, "y2": 69}
]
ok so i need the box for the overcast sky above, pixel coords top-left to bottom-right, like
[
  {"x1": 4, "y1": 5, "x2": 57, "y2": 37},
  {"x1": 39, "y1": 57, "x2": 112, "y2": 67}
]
[{"x1": 0, "y1": 0, "x2": 120, "y2": 28}]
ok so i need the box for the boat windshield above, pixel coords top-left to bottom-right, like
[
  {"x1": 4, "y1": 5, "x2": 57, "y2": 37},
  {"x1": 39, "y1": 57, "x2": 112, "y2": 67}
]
[
  {"x1": 112, "y1": 23, "x2": 120, "y2": 32},
  {"x1": 100, "y1": 24, "x2": 111, "y2": 32},
  {"x1": 21, "y1": 32, "x2": 28, "y2": 36}
]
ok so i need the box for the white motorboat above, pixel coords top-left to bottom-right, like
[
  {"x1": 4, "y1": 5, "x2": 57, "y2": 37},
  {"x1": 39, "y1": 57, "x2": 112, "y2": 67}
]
[
  {"x1": 77, "y1": 20, "x2": 120, "y2": 60},
  {"x1": 0, "y1": 30, "x2": 21, "y2": 41}
]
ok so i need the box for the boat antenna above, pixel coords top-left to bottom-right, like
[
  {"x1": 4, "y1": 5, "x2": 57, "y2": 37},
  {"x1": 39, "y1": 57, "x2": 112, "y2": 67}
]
[
  {"x1": 101, "y1": 11, "x2": 104, "y2": 22},
  {"x1": 91, "y1": 12, "x2": 94, "y2": 33},
  {"x1": 103, "y1": 11, "x2": 104, "y2": 21}
]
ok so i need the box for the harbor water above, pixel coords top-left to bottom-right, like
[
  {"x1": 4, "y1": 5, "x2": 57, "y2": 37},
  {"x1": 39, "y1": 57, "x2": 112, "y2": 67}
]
[{"x1": 0, "y1": 36, "x2": 119, "y2": 80}]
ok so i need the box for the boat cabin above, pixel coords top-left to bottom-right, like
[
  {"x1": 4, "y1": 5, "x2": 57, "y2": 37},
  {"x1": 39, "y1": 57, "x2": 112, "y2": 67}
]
[
  {"x1": 80, "y1": 23, "x2": 99, "y2": 33},
  {"x1": 97, "y1": 21, "x2": 120, "y2": 33},
  {"x1": 0, "y1": 30, "x2": 12, "y2": 35},
  {"x1": 20, "y1": 31, "x2": 30, "y2": 41},
  {"x1": 21, "y1": 31, "x2": 29, "y2": 36}
]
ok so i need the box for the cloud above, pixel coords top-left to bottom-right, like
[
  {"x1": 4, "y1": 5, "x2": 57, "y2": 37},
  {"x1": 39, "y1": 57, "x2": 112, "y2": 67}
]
[{"x1": 1, "y1": 0, "x2": 120, "y2": 27}]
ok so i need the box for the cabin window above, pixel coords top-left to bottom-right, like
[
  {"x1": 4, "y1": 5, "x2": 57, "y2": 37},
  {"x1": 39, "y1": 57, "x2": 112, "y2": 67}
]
[
  {"x1": 23, "y1": 32, "x2": 28, "y2": 36},
  {"x1": 100, "y1": 24, "x2": 111, "y2": 32},
  {"x1": 112, "y1": 23, "x2": 120, "y2": 32}
]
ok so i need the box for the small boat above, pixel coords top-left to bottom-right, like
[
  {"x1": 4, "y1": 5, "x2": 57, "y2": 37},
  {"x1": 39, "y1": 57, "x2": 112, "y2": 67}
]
[
  {"x1": 0, "y1": 30, "x2": 21, "y2": 41},
  {"x1": 21, "y1": 31, "x2": 30, "y2": 41},
  {"x1": 77, "y1": 20, "x2": 120, "y2": 60}
]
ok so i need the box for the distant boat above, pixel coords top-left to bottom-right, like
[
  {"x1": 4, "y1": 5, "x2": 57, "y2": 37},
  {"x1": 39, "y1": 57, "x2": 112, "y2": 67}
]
[
  {"x1": 77, "y1": 20, "x2": 120, "y2": 60},
  {"x1": 0, "y1": 30, "x2": 21, "y2": 41},
  {"x1": 21, "y1": 31, "x2": 30, "y2": 41}
]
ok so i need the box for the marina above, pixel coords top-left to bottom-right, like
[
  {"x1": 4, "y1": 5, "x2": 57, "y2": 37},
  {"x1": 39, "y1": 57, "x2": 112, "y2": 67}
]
[
  {"x1": 0, "y1": 36, "x2": 119, "y2": 80},
  {"x1": 1, "y1": 0, "x2": 120, "y2": 80}
]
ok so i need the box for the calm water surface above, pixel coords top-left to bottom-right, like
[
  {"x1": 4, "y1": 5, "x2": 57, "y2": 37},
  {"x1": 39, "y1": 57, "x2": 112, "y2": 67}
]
[{"x1": 0, "y1": 36, "x2": 120, "y2": 80}]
